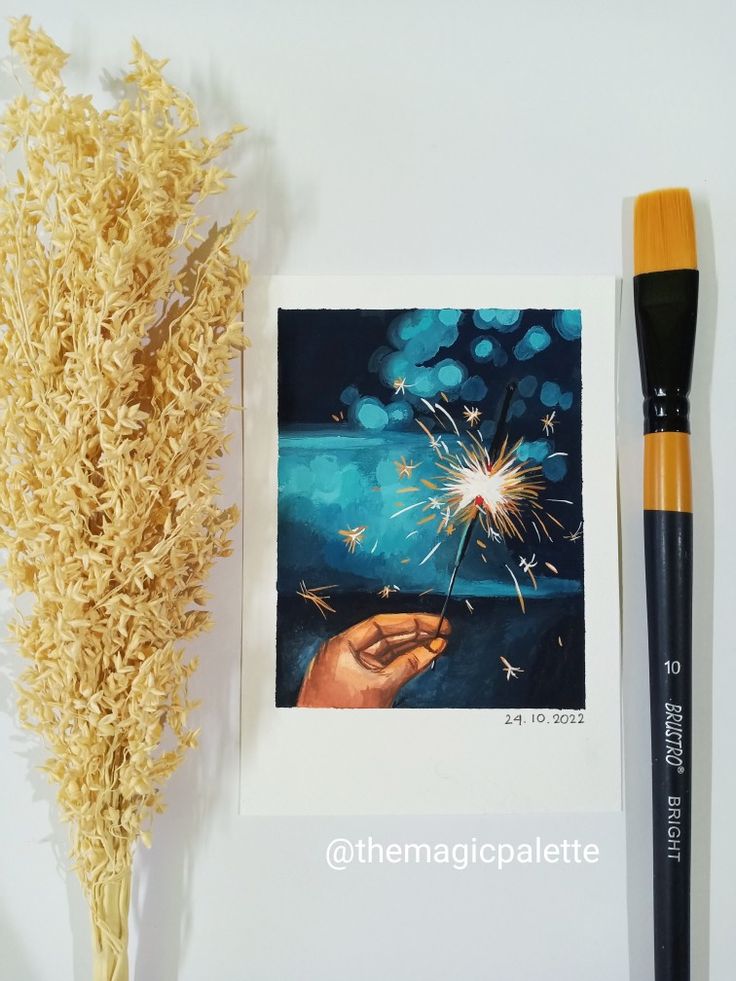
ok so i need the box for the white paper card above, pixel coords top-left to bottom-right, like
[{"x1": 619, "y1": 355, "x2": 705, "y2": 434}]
[{"x1": 241, "y1": 276, "x2": 621, "y2": 815}]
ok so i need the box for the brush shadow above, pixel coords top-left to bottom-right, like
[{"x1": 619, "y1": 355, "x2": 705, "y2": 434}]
[
  {"x1": 688, "y1": 197, "x2": 716, "y2": 981},
  {"x1": 620, "y1": 196, "x2": 653, "y2": 980},
  {"x1": 620, "y1": 195, "x2": 716, "y2": 981}
]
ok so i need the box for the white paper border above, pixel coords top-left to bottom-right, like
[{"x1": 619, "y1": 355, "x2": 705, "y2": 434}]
[{"x1": 240, "y1": 276, "x2": 621, "y2": 815}]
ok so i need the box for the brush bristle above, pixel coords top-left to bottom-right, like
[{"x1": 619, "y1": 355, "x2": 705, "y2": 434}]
[{"x1": 634, "y1": 188, "x2": 697, "y2": 275}]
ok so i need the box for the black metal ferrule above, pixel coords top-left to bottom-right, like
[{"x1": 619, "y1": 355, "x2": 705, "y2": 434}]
[{"x1": 634, "y1": 269, "x2": 698, "y2": 434}]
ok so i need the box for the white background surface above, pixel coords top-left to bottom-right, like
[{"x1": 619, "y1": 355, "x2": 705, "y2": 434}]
[{"x1": 0, "y1": 1, "x2": 733, "y2": 979}]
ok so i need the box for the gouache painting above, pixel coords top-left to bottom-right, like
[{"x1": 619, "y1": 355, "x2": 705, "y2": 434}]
[{"x1": 276, "y1": 306, "x2": 585, "y2": 710}]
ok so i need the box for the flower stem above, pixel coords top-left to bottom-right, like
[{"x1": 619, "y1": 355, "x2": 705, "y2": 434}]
[{"x1": 91, "y1": 870, "x2": 131, "y2": 981}]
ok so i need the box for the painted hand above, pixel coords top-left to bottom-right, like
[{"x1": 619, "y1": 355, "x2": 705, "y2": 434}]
[{"x1": 297, "y1": 613, "x2": 451, "y2": 708}]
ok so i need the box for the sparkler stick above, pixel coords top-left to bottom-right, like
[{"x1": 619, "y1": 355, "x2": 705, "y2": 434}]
[{"x1": 432, "y1": 381, "x2": 517, "y2": 654}]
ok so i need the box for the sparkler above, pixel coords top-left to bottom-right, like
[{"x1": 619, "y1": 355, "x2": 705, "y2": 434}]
[
  {"x1": 433, "y1": 381, "x2": 519, "y2": 645},
  {"x1": 437, "y1": 437, "x2": 544, "y2": 541}
]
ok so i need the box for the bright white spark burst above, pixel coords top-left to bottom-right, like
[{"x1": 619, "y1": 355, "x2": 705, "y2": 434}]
[
  {"x1": 393, "y1": 377, "x2": 410, "y2": 395},
  {"x1": 463, "y1": 405, "x2": 482, "y2": 427},
  {"x1": 437, "y1": 437, "x2": 544, "y2": 541},
  {"x1": 500, "y1": 656, "x2": 524, "y2": 681},
  {"x1": 339, "y1": 526, "x2": 367, "y2": 553},
  {"x1": 403, "y1": 404, "x2": 566, "y2": 615},
  {"x1": 541, "y1": 411, "x2": 557, "y2": 435}
]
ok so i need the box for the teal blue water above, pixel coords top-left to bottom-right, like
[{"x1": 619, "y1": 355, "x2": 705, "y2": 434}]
[{"x1": 278, "y1": 428, "x2": 582, "y2": 599}]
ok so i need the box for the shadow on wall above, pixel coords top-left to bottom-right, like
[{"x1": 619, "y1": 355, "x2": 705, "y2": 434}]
[
  {"x1": 185, "y1": 53, "x2": 299, "y2": 273},
  {"x1": 129, "y1": 51, "x2": 293, "y2": 981},
  {"x1": 0, "y1": 896, "x2": 44, "y2": 981},
  {"x1": 98, "y1": 41, "x2": 299, "y2": 276},
  {"x1": 130, "y1": 375, "x2": 246, "y2": 979}
]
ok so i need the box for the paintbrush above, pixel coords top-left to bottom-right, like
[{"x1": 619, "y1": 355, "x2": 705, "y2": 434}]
[
  {"x1": 432, "y1": 380, "x2": 517, "y2": 655},
  {"x1": 634, "y1": 187, "x2": 698, "y2": 981}
]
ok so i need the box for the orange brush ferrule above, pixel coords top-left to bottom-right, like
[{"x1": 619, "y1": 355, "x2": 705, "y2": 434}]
[{"x1": 643, "y1": 431, "x2": 693, "y2": 513}]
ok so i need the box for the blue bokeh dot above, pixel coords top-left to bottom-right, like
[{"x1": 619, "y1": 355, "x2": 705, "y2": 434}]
[
  {"x1": 553, "y1": 309, "x2": 582, "y2": 341},
  {"x1": 352, "y1": 396, "x2": 388, "y2": 431},
  {"x1": 543, "y1": 456, "x2": 568, "y2": 481},
  {"x1": 513, "y1": 326, "x2": 551, "y2": 361},
  {"x1": 518, "y1": 375, "x2": 538, "y2": 397}
]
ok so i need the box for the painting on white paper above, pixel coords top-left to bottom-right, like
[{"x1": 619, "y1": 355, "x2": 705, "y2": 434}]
[
  {"x1": 241, "y1": 277, "x2": 620, "y2": 815},
  {"x1": 277, "y1": 306, "x2": 585, "y2": 711}
]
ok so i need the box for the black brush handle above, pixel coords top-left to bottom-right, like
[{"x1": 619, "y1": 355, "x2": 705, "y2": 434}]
[{"x1": 644, "y1": 508, "x2": 692, "y2": 981}]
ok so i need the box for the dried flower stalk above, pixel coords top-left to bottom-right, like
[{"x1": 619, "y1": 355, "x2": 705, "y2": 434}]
[{"x1": 0, "y1": 19, "x2": 250, "y2": 980}]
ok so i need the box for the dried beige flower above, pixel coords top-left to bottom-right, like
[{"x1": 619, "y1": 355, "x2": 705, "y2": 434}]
[{"x1": 0, "y1": 18, "x2": 250, "y2": 981}]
